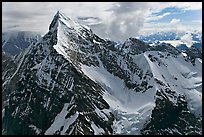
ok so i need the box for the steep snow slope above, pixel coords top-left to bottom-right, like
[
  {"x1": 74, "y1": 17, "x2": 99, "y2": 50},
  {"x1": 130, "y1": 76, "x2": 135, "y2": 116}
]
[
  {"x1": 80, "y1": 57, "x2": 156, "y2": 134},
  {"x1": 80, "y1": 51, "x2": 202, "y2": 134},
  {"x1": 143, "y1": 52, "x2": 202, "y2": 117}
]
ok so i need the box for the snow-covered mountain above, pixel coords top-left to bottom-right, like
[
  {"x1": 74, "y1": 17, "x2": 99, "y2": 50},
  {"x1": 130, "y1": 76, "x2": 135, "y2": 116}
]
[
  {"x1": 2, "y1": 11, "x2": 202, "y2": 135},
  {"x1": 2, "y1": 31, "x2": 42, "y2": 56},
  {"x1": 138, "y1": 32, "x2": 179, "y2": 43}
]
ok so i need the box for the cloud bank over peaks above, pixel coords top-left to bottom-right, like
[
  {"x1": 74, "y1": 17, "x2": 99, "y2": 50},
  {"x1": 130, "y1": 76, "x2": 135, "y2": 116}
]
[
  {"x1": 2, "y1": 2, "x2": 202, "y2": 42},
  {"x1": 102, "y1": 2, "x2": 150, "y2": 41},
  {"x1": 180, "y1": 33, "x2": 193, "y2": 48}
]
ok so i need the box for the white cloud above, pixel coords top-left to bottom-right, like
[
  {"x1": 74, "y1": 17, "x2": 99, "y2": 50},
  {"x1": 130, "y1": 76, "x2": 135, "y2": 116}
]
[
  {"x1": 170, "y1": 18, "x2": 180, "y2": 24},
  {"x1": 139, "y1": 18, "x2": 201, "y2": 36},
  {"x1": 180, "y1": 33, "x2": 193, "y2": 47},
  {"x1": 102, "y1": 2, "x2": 150, "y2": 41},
  {"x1": 148, "y1": 2, "x2": 202, "y2": 12},
  {"x1": 2, "y1": 2, "x2": 114, "y2": 35},
  {"x1": 2, "y1": 2, "x2": 202, "y2": 41},
  {"x1": 170, "y1": 2, "x2": 202, "y2": 10},
  {"x1": 146, "y1": 12, "x2": 171, "y2": 22}
]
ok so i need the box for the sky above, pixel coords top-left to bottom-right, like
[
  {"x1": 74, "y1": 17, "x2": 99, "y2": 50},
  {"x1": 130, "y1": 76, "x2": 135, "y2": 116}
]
[{"x1": 2, "y1": 2, "x2": 202, "y2": 41}]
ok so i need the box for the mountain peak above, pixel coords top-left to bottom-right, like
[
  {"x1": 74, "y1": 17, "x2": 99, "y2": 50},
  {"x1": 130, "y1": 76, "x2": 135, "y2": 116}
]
[
  {"x1": 55, "y1": 11, "x2": 71, "y2": 21},
  {"x1": 49, "y1": 11, "x2": 80, "y2": 32},
  {"x1": 56, "y1": 10, "x2": 60, "y2": 15}
]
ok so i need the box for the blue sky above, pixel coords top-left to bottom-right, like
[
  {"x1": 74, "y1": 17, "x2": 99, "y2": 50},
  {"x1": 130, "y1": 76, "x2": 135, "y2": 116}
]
[
  {"x1": 2, "y1": 2, "x2": 202, "y2": 41},
  {"x1": 151, "y1": 7, "x2": 202, "y2": 23}
]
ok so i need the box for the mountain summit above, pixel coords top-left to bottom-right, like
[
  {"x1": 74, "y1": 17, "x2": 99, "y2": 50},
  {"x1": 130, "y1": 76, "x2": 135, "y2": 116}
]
[
  {"x1": 49, "y1": 11, "x2": 82, "y2": 31},
  {"x1": 2, "y1": 11, "x2": 202, "y2": 135}
]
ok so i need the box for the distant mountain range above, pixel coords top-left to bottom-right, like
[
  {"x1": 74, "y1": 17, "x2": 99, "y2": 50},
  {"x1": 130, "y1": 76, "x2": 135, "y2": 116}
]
[
  {"x1": 138, "y1": 31, "x2": 202, "y2": 53},
  {"x1": 2, "y1": 31, "x2": 42, "y2": 56},
  {"x1": 138, "y1": 31, "x2": 202, "y2": 44}
]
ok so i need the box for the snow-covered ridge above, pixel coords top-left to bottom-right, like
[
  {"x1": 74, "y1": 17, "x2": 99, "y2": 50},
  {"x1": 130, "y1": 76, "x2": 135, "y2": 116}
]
[
  {"x1": 80, "y1": 53, "x2": 157, "y2": 134},
  {"x1": 57, "y1": 11, "x2": 79, "y2": 29}
]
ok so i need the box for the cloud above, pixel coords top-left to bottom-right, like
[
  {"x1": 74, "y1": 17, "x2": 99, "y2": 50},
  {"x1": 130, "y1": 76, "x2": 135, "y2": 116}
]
[
  {"x1": 2, "y1": 2, "x2": 202, "y2": 41},
  {"x1": 170, "y1": 18, "x2": 180, "y2": 24},
  {"x1": 180, "y1": 33, "x2": 193, "y2": 47},
  {"x1": 77, "y1": 17, "x2": 102, "y2": 26},
  {"x1": 101, "y1": 2, "x2": 150, "y2": 41},
  {"x1": 140, "y1": 18, "x2": 201, "y2": 36},
  {"x1": 146, "y1": 12, "x2": 171, "y2": 22},
  {"x1": 147, "y1": 2, "x2": 202, "y2": 12},
  {"x1": 170, "y1": 2, "x2": 202, "y2": 10},
  {"x1": 2, "y1": 2, "x2": 114, "y2": 35}
]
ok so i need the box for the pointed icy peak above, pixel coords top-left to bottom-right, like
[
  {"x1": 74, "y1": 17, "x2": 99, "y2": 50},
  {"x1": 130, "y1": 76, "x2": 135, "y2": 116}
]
[
  {"x1": 56, "y1": 10, "x2": 60, "y2": 15},
  {"x1": 49, "y1": 11, "x2": 73, "y2": 30},
  {"x1": 54, "y1": 11, "x2": 71, "y2": 21},
  {"x1": 49, "y1": 11, "x2": 91, "y2": 32}
]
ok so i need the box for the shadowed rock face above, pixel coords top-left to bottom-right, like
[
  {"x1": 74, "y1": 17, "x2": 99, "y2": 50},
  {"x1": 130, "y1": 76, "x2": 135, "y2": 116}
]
[{"x1": 141, "y1": 91, "x2": 202, "y2": 135}]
